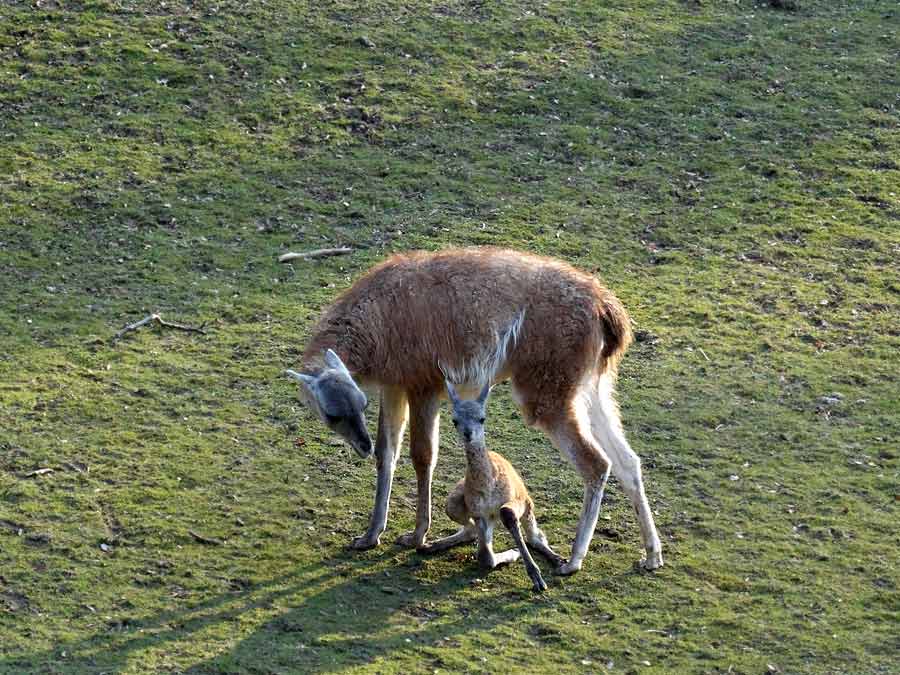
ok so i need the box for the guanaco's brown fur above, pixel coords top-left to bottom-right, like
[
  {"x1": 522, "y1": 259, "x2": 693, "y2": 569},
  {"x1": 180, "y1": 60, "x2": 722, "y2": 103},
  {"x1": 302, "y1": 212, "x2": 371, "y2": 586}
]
[
  {"x1": 302, "y1": 247, "x2": 631, "y2": 413},
  {"x1": 291, "y1": 247, "x2": 663, "y2": 574}
]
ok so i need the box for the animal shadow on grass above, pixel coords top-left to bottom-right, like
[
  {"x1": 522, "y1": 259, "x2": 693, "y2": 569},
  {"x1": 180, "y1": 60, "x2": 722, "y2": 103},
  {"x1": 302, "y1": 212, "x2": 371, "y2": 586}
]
[
  {"x1": 0, "y1": 548, "x2": 389, "y2": 673},
  {"x1": 186, "y1": 547, "x2": 546, "y2": 673},
  {"x1": 0, "y1": 547, "x2": 540, "y2": 673}
]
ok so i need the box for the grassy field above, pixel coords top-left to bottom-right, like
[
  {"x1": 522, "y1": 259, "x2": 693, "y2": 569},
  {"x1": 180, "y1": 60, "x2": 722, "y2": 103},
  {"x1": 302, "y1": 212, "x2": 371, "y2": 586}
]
[{"x1": 1, "y1": 0, "x2": 898, "y2": 672}]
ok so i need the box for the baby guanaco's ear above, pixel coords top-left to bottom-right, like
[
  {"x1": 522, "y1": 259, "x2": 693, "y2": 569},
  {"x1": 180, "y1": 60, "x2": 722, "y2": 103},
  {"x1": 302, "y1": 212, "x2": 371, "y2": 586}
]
[
  {"x1": 445, "y1": 379, "x2": 460, "y2": 405},
  {"x1": 476, "y1": 381, "x2": 492, "y2": 405}
]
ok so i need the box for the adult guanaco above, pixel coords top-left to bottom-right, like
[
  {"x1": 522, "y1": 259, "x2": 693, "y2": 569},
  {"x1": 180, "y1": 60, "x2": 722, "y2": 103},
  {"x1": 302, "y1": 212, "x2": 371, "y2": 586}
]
[
  {"x1": 285, "y1": 247, "x2": 663, "y2": 574},
  {"x1": 419, "y1": 380, "x2": 565, "y2": 592}
]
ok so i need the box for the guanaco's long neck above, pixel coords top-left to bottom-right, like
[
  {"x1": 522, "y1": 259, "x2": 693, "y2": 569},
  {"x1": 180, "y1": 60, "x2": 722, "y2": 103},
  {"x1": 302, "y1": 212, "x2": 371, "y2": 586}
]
[{"x1": 464, "y1": 444, "x2": 494, "y2": 491}]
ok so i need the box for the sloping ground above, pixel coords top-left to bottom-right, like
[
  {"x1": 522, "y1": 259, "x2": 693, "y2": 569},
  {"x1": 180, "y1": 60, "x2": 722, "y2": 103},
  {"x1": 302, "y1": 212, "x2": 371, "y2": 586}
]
[{"x1": 0, "y1": 1, "x2": 897, "y2": 672}]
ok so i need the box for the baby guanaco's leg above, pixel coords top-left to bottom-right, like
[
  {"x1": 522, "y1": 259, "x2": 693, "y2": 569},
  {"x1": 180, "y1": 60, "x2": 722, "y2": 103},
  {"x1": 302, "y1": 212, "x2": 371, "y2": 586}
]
[
  {"x1": 419, "y1": 482, "x2": 476, "y2": 553},
  {"x1": 420, "y1": 525, "x2": 477, "y2": 553},
  {"x1": 522, "y1": 502, "x2": 567, "y2": 569},
  {"x1": 476, "y1": 517, "x2": 521, "y2": 570},
  {"x1": 500, "y1": 504, "x2": 548, "y2": 592},
  {"x1": 444, "y1": 481, "x2": 469, "y2": 525}
]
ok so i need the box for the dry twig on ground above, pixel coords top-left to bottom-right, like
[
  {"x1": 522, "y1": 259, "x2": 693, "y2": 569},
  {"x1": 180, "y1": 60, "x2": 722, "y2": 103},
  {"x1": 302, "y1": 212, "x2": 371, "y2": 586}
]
[
  {"x1": 278, "y1": 247, "x2": 353, "y2": 263},
  {"x1": 23, "y1": 468, "x2": 54, "y2": 478},
  {"x1": 112, "y1": 313, "x2": 207, "y2": 342},
  {"x1": 188, "y1": 530, "x2": 224, "y2": 546}
]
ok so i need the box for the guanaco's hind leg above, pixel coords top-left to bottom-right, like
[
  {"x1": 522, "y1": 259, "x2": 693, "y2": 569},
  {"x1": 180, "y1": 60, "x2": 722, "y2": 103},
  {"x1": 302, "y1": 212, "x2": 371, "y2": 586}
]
[
  {"x1": 585, "y1": 376, "x2": 663, "y2": 570},
  {"x1": 500, "y1": 505, "x2": 548, "y2": 592},
  {"x1": 541, "y1": 410, "x2": 612, "y2": 576},
  {"x1": 396, "y1": 392, "x2": 441, "y2": 549},
  {"x1": 352, "y1": 385, "x2": 408, "y2": 550}
]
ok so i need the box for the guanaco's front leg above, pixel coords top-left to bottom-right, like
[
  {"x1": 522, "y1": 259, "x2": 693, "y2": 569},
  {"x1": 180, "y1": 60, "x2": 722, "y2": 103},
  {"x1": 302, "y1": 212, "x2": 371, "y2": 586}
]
[
  {"x1": 396, "y1": 392, "x2": 440, "y2": 549},
  {"x1": 476, "y1": 517, "x2": 496, "y2": 570},
  {"x1": 352, "y1": 386, "x2": 408, "y2": 550}
]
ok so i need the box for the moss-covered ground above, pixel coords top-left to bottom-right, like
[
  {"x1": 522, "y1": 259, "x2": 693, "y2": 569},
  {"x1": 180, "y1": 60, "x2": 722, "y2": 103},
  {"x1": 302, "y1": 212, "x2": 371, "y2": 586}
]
[{"x1": 1, "y1": 0, "x2": 898, "y2": 672}]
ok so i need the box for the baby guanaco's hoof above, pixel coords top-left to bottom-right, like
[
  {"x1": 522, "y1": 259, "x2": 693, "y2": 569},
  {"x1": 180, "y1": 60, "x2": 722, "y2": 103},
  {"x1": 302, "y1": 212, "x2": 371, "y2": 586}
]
[
  {"x1": 531, "y1": 574, "x2": 548, "y2": 593},
  {"x1": 639, "y1": 549, "x2": 664, "y2": 571}
]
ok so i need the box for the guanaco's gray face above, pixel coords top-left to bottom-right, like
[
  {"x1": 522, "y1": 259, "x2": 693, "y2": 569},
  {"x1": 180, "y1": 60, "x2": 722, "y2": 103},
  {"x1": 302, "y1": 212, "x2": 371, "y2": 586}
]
[
  {"x1": 445, "y1": 380, "x2": 491, "y2": 450},
  {"x1": 286, "y1": 349, "x2": 372, "y2": 458}
]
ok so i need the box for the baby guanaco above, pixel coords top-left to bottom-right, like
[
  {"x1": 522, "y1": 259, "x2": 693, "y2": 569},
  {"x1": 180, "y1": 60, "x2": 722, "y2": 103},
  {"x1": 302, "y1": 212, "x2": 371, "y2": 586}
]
[{"x1": 420, "y1": 380, "x2": 566, "y2": 592}]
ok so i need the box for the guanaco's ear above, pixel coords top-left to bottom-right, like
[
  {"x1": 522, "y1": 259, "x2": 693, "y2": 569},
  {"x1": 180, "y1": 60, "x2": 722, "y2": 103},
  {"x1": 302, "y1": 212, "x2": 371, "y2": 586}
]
[
  {"x1": 324, "y1": 349, "x2": 352, "y2": 377},
  {"x1": 445, "y1": 379, "x2": 460, "y2": 405},
  {"x1": 285, "y1": 369, "x2": 322, "y2": 414},
  {"x1": 476, "y1": 381, "x2": 492, "y2": 405},
  {"x1": 285, "y1": 369, "x2": 315, "y2": 387}
]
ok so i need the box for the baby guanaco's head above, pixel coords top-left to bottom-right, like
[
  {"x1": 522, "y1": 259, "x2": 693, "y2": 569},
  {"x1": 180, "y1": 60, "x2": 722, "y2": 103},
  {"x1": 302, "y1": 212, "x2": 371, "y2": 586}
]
[{"x1": 445, "y1": 379, "x2": 491, "y2": 450}]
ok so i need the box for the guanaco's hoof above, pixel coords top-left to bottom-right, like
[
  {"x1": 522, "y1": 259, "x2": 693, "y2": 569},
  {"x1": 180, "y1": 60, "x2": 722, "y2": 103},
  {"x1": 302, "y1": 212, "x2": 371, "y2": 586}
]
[
  {"x1": 639, "y1": 549, "x2": 664, "y2": 571},
  {"x1": 553, "y1": 560, "x2": 581, "y2": 576},
  {"x1": 350, "y1": 534, "x2": 381, "y2": 550},
  {"x1": 395, "y1": 531, "x2": 424, "y2": 548}
]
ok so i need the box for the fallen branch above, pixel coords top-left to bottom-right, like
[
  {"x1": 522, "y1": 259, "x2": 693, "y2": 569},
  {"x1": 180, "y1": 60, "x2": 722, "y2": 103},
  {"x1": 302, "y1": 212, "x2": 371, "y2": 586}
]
[
  {"x1": 24, "y1": 468, "x2": 54, "y2": 478},
  {"x1": 188, "y1": 530, "x2": 224, "y2": 546},
  {"x1": 113, "y1": 313, "x2": 207, "y2": 342},
  {"x1": 278, "y1": 247, "x2": 353, "y2": 263}
]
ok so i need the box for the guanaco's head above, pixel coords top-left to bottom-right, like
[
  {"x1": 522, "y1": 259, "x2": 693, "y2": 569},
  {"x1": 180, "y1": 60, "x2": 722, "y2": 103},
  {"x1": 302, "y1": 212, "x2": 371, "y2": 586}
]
[
  {"x1": 445, "y1": 379, "x2": 491, "y2": 450},
  {"x1": 285, "y1": 349, "x2": 373, "y2": 458}
]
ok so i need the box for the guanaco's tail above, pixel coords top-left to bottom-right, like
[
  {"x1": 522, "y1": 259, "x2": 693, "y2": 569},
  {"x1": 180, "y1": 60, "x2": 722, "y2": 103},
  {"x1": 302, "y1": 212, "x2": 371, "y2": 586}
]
[{"x1": 597, "y1": 290, "x2": 633, "y2": 376}]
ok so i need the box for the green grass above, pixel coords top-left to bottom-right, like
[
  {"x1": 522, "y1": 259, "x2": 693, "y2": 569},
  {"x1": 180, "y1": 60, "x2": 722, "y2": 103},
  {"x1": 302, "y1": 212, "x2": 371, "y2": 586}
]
[{"x1": 1, "y1": 0, "x2": 898, "y2": 672}]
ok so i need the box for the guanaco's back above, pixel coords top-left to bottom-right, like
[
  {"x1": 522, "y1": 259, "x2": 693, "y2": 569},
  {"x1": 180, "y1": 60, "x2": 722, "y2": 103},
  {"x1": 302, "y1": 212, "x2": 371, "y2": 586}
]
[{"x1": 302, "y1": 248, "x2": 631, "y2": 424}]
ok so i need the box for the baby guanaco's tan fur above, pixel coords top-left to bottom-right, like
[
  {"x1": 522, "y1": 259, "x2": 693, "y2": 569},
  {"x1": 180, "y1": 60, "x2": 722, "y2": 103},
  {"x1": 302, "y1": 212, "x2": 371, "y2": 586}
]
[{"x1": 420, "y1": 381, "x2": 565, "y2": 592}]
